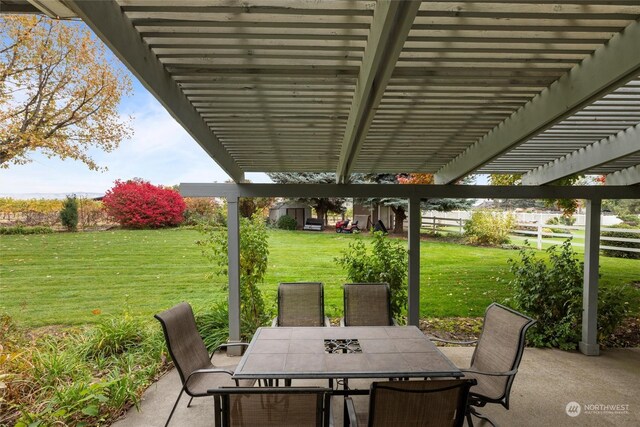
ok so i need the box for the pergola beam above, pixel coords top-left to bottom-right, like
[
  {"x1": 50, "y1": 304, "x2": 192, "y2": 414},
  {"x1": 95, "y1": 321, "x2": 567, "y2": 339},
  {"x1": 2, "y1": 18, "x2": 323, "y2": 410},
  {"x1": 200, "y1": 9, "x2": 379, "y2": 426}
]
[
  {"x1": 521, "y1": 124, "x2": 640, "y2": 185},
  {"x1": 434, "y1": 19, "x2": 640, "y2": 184},
  {"x1": 65, "y1": 0, "x2": 245, "y2": 182},
  {"x1": 336, "y1": 0, "x2": 421, "y2": 183},
  {"x1": 179, "y1": 183, "x2": 639, "y2": 200},
  {"x1": 605, "y1": 164, "x2": 640, "y2": 185}
]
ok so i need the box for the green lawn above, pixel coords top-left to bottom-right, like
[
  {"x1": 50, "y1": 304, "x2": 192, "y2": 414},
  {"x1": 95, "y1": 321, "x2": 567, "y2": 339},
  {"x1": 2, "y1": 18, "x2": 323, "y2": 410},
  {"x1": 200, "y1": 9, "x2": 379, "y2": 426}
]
[{"x1": 1, "y1": 228, "x2": 638, "y2": 326}]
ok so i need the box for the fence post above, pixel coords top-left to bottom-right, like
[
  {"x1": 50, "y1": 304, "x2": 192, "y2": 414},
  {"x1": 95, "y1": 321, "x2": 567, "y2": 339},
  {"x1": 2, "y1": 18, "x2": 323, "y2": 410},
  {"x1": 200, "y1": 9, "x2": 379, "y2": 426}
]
[
  {"x1": 432, "y1": 216, "x2": 436, "y2": 232},
  {"x1": 537, "y1": 222, "x2": 543, "y2": 250},
  {"x1": 459, "y1": 218, "x2": 463, "y2": 235}
]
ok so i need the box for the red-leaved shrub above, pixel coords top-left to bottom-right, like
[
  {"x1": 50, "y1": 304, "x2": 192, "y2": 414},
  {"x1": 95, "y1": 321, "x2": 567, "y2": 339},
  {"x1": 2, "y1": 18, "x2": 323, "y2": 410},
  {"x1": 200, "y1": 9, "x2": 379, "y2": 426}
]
[{"x1": 102, "y1": 179, "x2": 186, "y2": 228}]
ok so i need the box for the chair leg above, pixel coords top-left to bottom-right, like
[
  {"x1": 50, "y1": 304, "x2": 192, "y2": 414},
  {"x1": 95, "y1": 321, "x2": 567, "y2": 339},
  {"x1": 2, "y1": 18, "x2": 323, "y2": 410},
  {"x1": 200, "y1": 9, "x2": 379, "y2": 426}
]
[
  {"x1": 187, "y1": 396, "x2": 194, "y2": 408},
  {"x1": 468, "y1": 406, "x2": 497, "y2": 427},
  {"x1": 165, "y1": 386, "x2": 186, "y2": 427},
  {"x1": 466, "y1": 411, "x2": 474, "y2": 427}
]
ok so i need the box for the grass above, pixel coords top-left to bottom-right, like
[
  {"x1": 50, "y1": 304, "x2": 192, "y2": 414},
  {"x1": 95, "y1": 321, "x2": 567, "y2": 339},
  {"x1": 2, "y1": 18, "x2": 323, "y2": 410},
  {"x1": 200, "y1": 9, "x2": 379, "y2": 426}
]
[{"x1": 1, "y1": 228, "x2": 638, "y2": 326}]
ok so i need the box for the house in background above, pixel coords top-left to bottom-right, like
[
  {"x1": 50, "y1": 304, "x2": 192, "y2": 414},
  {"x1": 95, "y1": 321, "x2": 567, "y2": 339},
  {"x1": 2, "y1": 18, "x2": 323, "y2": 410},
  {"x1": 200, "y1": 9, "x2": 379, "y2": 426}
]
[{"x1": 268, "y1": 201, "x2": 312, "y2": 228}]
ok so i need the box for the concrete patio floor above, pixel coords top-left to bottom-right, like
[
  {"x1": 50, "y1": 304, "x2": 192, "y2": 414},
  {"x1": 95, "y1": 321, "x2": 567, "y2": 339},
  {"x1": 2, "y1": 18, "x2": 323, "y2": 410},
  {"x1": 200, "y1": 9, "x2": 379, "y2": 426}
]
[{"x1": 113, "y1": 346, "x2": 640, "y2": 426}]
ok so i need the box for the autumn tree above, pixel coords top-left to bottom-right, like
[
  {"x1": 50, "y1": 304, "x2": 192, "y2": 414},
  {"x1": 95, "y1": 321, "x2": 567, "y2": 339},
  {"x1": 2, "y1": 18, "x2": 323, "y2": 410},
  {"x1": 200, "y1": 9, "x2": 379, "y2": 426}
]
[{"x1": 0, "y1": 15, "x2": 132, "y2": 170}]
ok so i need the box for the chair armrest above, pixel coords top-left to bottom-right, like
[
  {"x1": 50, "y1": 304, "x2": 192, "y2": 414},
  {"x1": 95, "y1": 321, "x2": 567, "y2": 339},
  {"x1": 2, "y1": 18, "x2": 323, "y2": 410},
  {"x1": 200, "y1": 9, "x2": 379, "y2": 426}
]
[
  {"x1": 324, "y1": 316, "x2": 332, "y2": 327},
  {"x1": 461, "y1": 368, "x2": 518, "y2": 377},
  {"x1": 429, "y1": 336, "x2": 478, "y2": 346},
  {"x1": 210, "y1": 342, "x2": 250, "y2": 359},
  {"x1": 345, "y1": 397, "x2": 359, "y2": 427},
  {"x1": 186, "y1": 368, "x2": 235, "y2": 384},
  {"x1": 272, "y1": 317, "x2": 278, "y2": 327}
]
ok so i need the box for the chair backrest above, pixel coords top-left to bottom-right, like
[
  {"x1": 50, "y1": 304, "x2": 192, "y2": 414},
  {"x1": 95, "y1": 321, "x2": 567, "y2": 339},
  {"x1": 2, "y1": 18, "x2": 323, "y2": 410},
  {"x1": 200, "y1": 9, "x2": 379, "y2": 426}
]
[
  {"x1": 154, "y1": 302, "x2": 211, "y2": 387},
  {"x1": 343, "y1": 283, "x2": 392, "y2": 326},
  {"x1": 470, "y1": 303, "x2": 536, "y2": 407},
  {"x1": 213, "y1": 387, "x2": 331, "y2": 427},
  {"x1": 368, "y1": 379, "x2": 476, "y2": 427},
  {"x1": 277, "y1": 282, "x2": 325, "y2": 326}
]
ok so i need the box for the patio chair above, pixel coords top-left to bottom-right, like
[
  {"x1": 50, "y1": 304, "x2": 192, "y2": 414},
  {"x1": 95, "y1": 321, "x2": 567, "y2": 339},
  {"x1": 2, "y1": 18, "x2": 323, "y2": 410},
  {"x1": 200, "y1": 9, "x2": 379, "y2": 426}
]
[
  {"x1": 272, "y1": 282, "x2": 331, "y2": 327},
  {"x1": 155, "y1": 302, "x2": 254, "y2": 427},
  {"x1": 341, "y1": 283, "x2": 398, "y2": 326},
  {"x1": 209, "y1": 387, "x2": 332, "y2": 427},
  {"x1": 430, "y1": 303, "x2": 536, "y2": 426},
  {"x1": 345, "y1": 379, "x2": 476, "y2": 427}
]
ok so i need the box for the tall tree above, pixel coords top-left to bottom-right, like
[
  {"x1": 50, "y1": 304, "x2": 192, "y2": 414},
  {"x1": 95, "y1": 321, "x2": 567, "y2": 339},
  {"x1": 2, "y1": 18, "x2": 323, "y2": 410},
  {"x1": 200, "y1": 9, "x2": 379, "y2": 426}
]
[
  {"x1": 0, "y1": 15, "x2": 132, "y2": 170},
  {"x1": 267, "y1": 172, "x2": 346, "y2": 224}
]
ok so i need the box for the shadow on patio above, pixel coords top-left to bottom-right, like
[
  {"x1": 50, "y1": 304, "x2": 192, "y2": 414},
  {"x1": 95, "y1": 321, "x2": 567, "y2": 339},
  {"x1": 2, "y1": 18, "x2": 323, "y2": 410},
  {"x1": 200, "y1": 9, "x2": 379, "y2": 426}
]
[{"x1": 113, "y1": 346, "x2": 639, "y2": 427}]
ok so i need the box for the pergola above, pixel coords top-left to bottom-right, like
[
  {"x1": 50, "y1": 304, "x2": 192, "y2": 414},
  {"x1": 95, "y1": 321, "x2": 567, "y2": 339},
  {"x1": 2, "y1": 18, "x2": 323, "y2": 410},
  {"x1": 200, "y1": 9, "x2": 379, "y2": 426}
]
[{"x1": 5, "y1": 0, "x2": 638, "y2": 356}]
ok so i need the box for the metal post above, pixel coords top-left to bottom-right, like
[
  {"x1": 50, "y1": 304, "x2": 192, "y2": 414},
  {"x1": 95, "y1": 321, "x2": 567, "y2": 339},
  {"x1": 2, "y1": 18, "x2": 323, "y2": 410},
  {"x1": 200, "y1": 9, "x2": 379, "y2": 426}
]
[
  {"x1": 408, "y1": 197, "x2": 421, "y2": 326},
  {"x1": 227, "y1": 196, "x2": 242, "y2": 355},
  {"x1": 579, "y1": 199, "x2": 601, "y2": 356},
  {"x1": 537, "y1": 222, "x2": 543, "y2": 250}
]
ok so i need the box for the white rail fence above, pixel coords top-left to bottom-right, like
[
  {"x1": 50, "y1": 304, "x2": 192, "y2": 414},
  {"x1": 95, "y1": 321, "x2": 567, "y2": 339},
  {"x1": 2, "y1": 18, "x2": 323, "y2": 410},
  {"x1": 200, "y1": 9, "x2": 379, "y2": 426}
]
[{"x1": 420, "y1": 212, "x2": 640, "y2": 254}]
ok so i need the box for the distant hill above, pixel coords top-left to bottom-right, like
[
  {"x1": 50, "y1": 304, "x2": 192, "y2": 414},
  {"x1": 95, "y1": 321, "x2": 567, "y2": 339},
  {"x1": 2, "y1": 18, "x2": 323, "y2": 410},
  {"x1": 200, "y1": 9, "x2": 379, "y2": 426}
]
[{"x1": 0, "y1": 192, "x2": 103, "y2": 200}]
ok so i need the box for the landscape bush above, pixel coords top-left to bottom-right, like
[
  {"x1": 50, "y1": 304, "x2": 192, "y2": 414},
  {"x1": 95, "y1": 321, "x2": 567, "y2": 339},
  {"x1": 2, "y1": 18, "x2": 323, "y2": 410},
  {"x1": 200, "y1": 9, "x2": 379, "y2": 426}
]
[
  {"x1": 197, "y1": 213, "x2": 271, "y2": 341},
  {"x1": 336, "y1": 231, "x2": 408, "y2": 320},
  {"x1": 0, "y1": 225, "x2": 54, "y2": 234},
  {"x1": 464, "y1": 210, "x2": 516, "y2": 246},
  {"x1": 618, "y1": 214, "x2": 639, "y2": 227},
  {"x1": 60, "y1": 195, "x2": 79, "y2": 231},
  {"x1": 102, "y1": 179, "x2": 186, "y2": 229},
  {"x1": 276, "y1": 214, "x2": 297, "y2": 230},
  {"x1": 183, "y1": 197, "x2": 225, "y2": 226},
  {"x1": 508, "y1": 240, "x2": 629, "y2": 350},
  {"x1": 545, "y1": 215, "x2": 575, "y2": 235},
  {"x1": 0, "y1": 314, "x2": 168, "y2": 426},
  {"x1": 601, "y1": 224, "x2": 640, "y2": 260}
]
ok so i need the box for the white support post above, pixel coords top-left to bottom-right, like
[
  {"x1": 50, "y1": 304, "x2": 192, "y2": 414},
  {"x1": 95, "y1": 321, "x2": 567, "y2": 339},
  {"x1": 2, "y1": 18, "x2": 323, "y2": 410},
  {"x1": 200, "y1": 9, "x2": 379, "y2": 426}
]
[
  {"x1": 408, "y1": 197, "x2": 421, "y2": 326},
  {"x1": 227, "y1": 196, "x2": 242, "y2": 355},
  {"x1": 537, "y1": 222, "x2": 543, "y2": 250},
  {"x1": 579, "y1": 199, "x2": 601, "y2": 356}
]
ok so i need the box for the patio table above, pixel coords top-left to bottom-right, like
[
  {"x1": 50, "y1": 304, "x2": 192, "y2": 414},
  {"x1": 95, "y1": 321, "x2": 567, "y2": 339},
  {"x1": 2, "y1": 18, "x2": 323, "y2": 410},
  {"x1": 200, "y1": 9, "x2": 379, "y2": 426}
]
[
  {"x1": 233, "y1": 326, "x2": 461, "y2": 381},
  {"x1": 231, "y1": 326, "x2": 461, "y2": 425}
]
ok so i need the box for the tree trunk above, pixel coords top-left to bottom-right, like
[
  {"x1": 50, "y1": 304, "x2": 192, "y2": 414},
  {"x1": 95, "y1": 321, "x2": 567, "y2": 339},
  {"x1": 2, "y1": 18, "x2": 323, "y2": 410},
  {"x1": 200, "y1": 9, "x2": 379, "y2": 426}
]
[
  {"x1": 390, "y1": 206, "x2": 406, "y2": 234},
  {"x1": 315, "y1": 207, "x2": 327, "y2": 225}
]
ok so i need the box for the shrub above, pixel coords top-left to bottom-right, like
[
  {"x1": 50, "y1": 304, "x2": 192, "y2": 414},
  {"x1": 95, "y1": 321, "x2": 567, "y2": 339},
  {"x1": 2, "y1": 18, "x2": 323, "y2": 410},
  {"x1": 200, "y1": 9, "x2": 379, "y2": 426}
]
[
  {"x1": 545, "y1": 215, "x2": 575, "y2": 235},
  {"x1": 82, "y1": 313, "x2": 145, "y2": 358},
  {"x1": 197, "y1": 213, "x2": 271, "y2": 340},
  {"x1": 508, "y1": 240, "x2": 629, "y2": 350},
  {"x1": 102, "y1": 179, "x2": 186, "y2": 229},
  {"x1": 276, "y1": 214, "x2": 297, "y2": 230},
  {"x1": 601, "y1": 224, "x2": 640, "y2": 260},
  {"x1": 183, "y1": 197, "x2": 225, "y2": 226},
  {"x1": 0, "y1": 225, "x2": 54, "y2": 235},
  {"x1": 618, "y1": 214, "x2": 639, "y2": 227},
  {"x1": 336, "y1": 231, "x2": 408, "y2": 320},
  {"x1": 0, "y1": 314, "x2": 167, "y2": 427},
  {"x1": 59, "y1": 195, "x2": 79, "y2": 231},
  {"x1": 464, "y1": 210, "x2": 516, "y2": 246}
]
